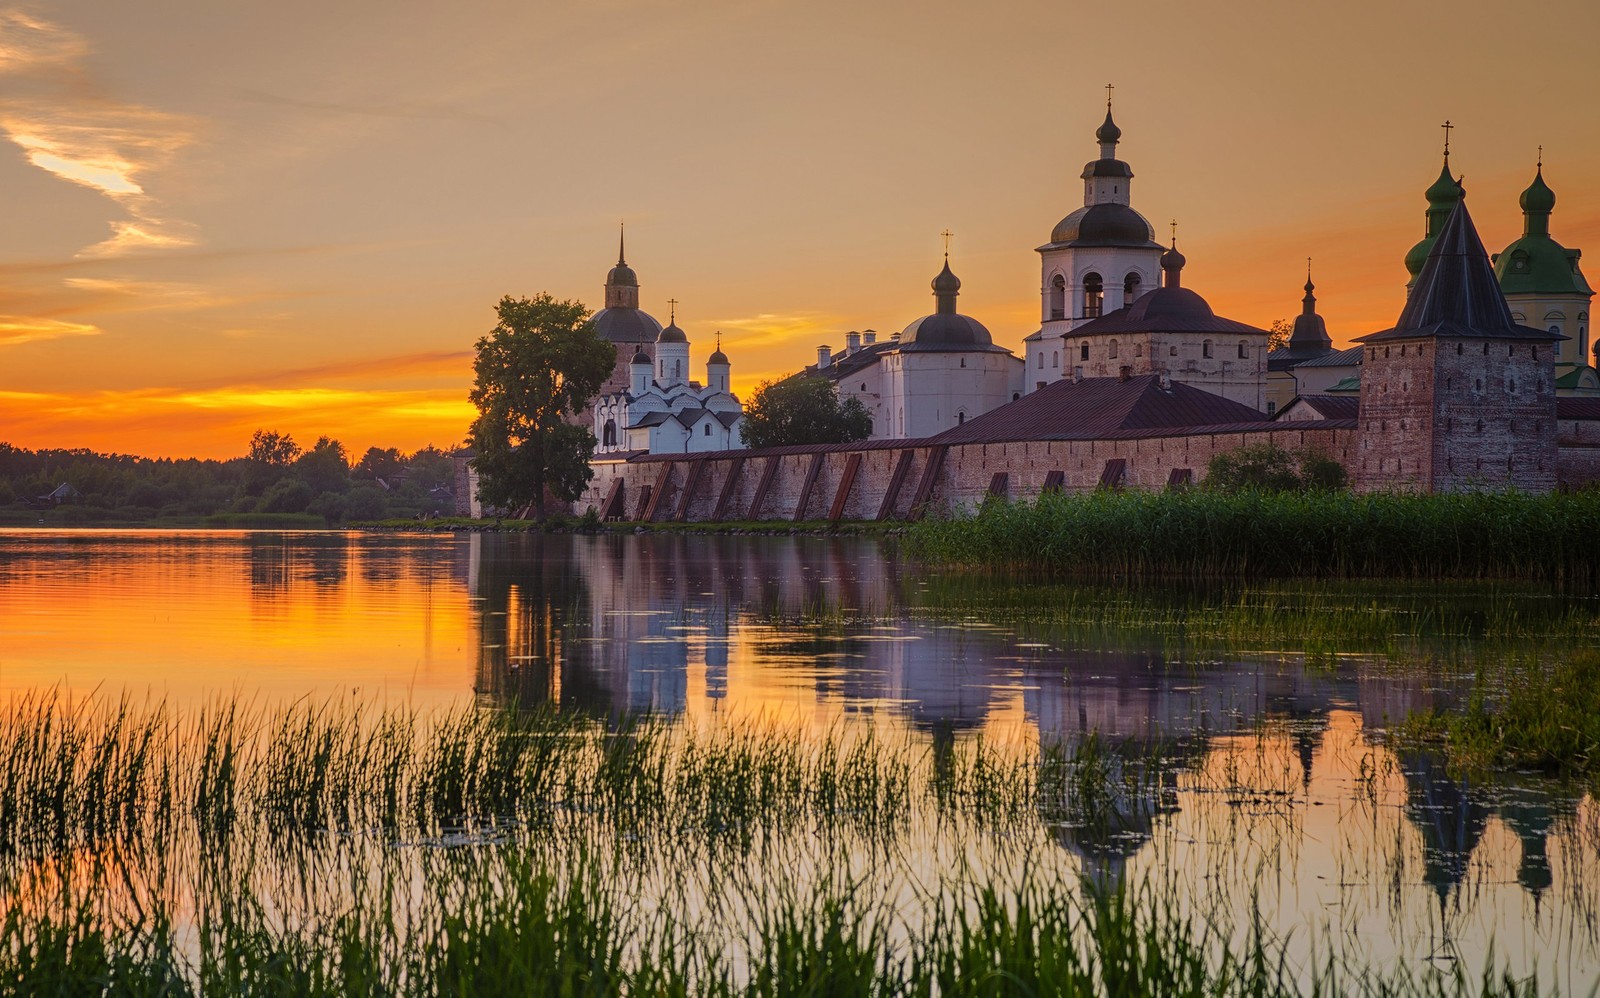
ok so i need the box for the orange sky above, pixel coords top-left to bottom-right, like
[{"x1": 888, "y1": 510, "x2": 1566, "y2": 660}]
[{"x1": 2, "y1": 0, "x2": 1598, "y2": 459}]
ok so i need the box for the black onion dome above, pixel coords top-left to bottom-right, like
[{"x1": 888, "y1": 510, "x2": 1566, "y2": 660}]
[
  {"x1": 656, "y1": 321, "x2": 687, "y2": 344},
  {"x1": 591, "y1": 307, "x2": 664, "y2": 343},
  {"x1": 606, "y1": 262, "x2": 638, "y2": 287},
  {"x1": 630, "y1": 347, "x2": 651, "y2": 365},
  {"x1": 897, "y1": 313, "x2": 995, "y2": 352},
  {"x1": 932, "y1": 259, "x2": 961, "y2": 295},
  {"x1": 1160, "y1": 243, "x2": 1187, "y2": 272},
  {"x1": 708, "y1": 348, "x2": 729, "y2": 365},
  {"x1": 1081, "y1": 159, "x2": 1134, "y2": 179},
  {"x1": 1095, "y1": 109, "x2": 1122, "y2": 144},
  {"x1": 1049, "y1": 203, "x2": 1160, "y2": 248}
]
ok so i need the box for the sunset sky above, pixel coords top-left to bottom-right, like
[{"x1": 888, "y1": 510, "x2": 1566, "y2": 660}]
[{"x1": 2, "y1": 0, "x2": 1598, "y2": 459}]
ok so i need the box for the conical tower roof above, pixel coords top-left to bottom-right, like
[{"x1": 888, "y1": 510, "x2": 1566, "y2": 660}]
[{"x1": 1361, "y1": 197, "x2": 1564, "y2": 344}]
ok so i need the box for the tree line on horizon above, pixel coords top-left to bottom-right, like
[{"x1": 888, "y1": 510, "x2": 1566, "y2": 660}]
[{"x1": 0, "y1": 433, "x2": 462, "y2": 526}]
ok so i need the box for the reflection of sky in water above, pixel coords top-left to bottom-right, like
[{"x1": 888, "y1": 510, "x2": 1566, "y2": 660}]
[{"x1": 1, "y1": 529, "x2": 1597, "y2": 988}]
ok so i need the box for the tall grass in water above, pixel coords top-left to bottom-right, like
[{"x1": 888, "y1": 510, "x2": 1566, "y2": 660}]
[
  {"x1": 0, "y1": 853, "x2": 1545, "y2": 996},
  {"x1": 0, "y1": 693, "x2": 1036, "y2": 859},
  {"x1": 906, "y1": 489, "x2": 1600, "y2": 582}
]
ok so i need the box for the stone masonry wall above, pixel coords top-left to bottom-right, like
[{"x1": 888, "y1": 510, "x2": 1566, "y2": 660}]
[{"x1": 579, "y1": 424, "x2": 1359, "y2": 523}]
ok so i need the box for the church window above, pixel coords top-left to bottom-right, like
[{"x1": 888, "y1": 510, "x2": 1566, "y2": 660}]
[
  {"x1": 1134, "y1": 343, "x2": 1143, "y2": 357},
  {"x1": 960, "y1": 357, "x2": 966, "y2": 368},
  {"x1": 1475, "y1": 378, "x2": 1482, "y2": 392},
  {"x1": 1124, "y1": 272, "x2": 1141, "y2": 303},
  {"x1": 675, "y1": 360, "x2": 682, "y2": 379},
  {"x1": 1170, "y1": 345, "x2": 1178, "y2": 357},
  {"x1": 1012, "y1": 392, "x2": 1021, "y2": 402},
  {"x1": 1082, "y1": 273, "x2": 1104, "y2": 318},
  {"x1": 1237, "y1": 340, "x2": 1248, "y2": 359},
  {"x1": 958, "y1": 410, "x2": 966, "y2": 425},
  {"x1": 1508, "y1": 378, "x2": 1515, "y2": 393},
  {"x1": 861, "y1": 383, "x2": 867, "y2": 392},
  {"x1": 660, "y1": 361, "x2": 666, "y2": 377},
  {"x1": 1457, "y1": 344, "x2": 1463, "y2": 355},
  {"x1": 1109, "y1": 339, "x2": 1119, "y2": 359},
  {"x1": 1052, "y1": 350, "x2": 1059, "y2": 368},
  {"x1": 1202, "y1": 340, "x2": 1214, "y2": 359},
  {"x1": 1483, "y1": 343, "x2": 1489, "y2": 355},
  {"x1": 1080, "y1": 342, "x2": 1090, "y2": 361},
  {"x1": 603, "y1": 420, "x2": 617, "y2": 447},
  {"x1": 1049, "y1": 275, "x2": 1066, "y2": 320},
  {"x1": 704, "y1": 423, "x2": 712, "y2": 436},
  {"x1": 1266, "y1": 401, "x2": 1277, "y2": 416},
  {"x1": 1384, "y1": 346, "x2": 1390, "y2": 358}
]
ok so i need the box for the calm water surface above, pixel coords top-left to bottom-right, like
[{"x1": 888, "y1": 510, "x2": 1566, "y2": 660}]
[{"x1": 1, "y1": 528, "x2": 1597, "y2": 990}]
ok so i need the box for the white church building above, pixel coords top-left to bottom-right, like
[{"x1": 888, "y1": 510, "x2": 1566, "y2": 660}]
[{"x1": 592, "y1": 306, "x2": 746, "y2": 455}]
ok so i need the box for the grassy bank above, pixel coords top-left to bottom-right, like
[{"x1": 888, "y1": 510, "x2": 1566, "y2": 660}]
[{"x1": 906, "y1": 489, "x2": 1600, "y2": 581}]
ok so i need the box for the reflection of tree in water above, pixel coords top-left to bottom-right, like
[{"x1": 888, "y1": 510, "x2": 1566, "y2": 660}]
[
  {"x1": 472, "y1": 533, "x2": 612, "y2": 714},
  {"x1": 247, "y1": 533, "x2": 350, "y2": 595}
]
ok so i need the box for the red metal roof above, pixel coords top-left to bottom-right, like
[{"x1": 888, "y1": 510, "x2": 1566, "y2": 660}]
[{"x1": 930, "y1": 374, "x2": 1270, "y2": 445}]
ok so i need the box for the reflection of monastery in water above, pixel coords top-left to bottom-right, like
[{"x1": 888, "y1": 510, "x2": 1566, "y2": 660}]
[{"x1": 464, "y1": 532, "x2": 1581, "y2": 908}]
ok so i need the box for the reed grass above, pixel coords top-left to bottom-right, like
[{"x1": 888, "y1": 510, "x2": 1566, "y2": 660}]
[
  {"x1": 1397, "y1": 650, "x2": 1600, "y2": 779},
  {"x1": 0, "y1": 693, "x2": 1577, "y2": 994},
  {"x1": 906, "y1": 489, "x2": 1600, "y2": 582}
]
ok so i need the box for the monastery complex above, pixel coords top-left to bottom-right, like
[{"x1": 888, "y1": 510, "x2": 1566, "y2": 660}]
[{"x1": 549, "y1": 102, "x2": 1600, "y2": 523}]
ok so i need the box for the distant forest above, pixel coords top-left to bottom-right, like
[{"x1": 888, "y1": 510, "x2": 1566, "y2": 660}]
[{"x1": 0, "y1": 432, "x2": 461, "y2": 527}]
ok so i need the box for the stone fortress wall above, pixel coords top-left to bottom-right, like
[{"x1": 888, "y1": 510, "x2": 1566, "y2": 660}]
[{"x1": 580, "y1": 423, "x2": 1363, "y2": 524}]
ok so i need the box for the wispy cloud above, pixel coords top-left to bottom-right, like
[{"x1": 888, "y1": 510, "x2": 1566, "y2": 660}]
[
  {"x1": 0, "y1": 315, "x2": 100, "y2": 346},
  {"x1": 230, "y1": 86, "x2": 501, "y2": 125},
  {"x1": 0, "y1": 10, "x2": 197, "y2": 256}
]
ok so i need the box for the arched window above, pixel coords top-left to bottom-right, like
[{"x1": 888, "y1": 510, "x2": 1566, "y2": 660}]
[
  {"x1": 675, "y1": 360, "x2": 682, "y2": 379},
  {"x1": 957, "y1": 410, "x2": 966, "y2": 425},
  {"x1": 704, "y1": 423, "x2": 712, "y2": 436},
  {"x1": 1080, "y1": 341, "x2": 1090, "y2": 362},
  {"x1": 1037, "y1": 351, "x2": 1044, "y2": 368},
  {"x1": 1051, "y1": 350, "x2": 1059, "y2": 368},
  {"x1": 1134, "y1": 343, "x2": 1143, "y2": 357},
  {"x1": 1109, "y1": 339, "x2": 1119, "y2": 359},
  {"x1": 1237, "y1": 340, "x2": 1248, "y2": 359},
  {"x1": 1202, "y1": 340, "x2": 1214, "y2": 359},
  {"x1": 1049, "y1": 274, "x2": 1066, "y2": 320},
  {"x1": 1123, "y1": 272, "x2": 1141, "y2": 304},
  {"x1": 960, "y1": 357, "x2": 967, "y2": 368},
  {"x1": 603, "y1": 419, "x2": 617, "y2": 447},
  {"x1": 1082, "y1": 273, "x2": 1103, "y2": 318}
]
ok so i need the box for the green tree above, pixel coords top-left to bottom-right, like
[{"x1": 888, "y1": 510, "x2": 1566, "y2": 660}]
[
  {"x1": 247, "y1": 430, "x2": 300, "y2": 465},
  {"x1": 739, "y1": 376, "x2": 873, "y2": 449},
  {"x1": 244, "y1": 429, "x2": 300, "y2": 497},
  {"x1": 1268, "y1": 319, "x2": 1292, "y2": 353},
  {"x1": 293, "y1": 436, "x2": 352, "y2": 495},
  {"x1": 354, "y1": 446, "x2": 404, "y2": 482},
  {"x1": 467, "y1": 294, "x2": 615, "y2": 521},
  {"x1": 1205, "y1": 443, "x2": 1348, "y2": 492}
]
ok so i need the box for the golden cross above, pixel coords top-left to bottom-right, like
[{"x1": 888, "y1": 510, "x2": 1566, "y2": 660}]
[
  {"x1": 1441, "y1": 119, "x2": 1452, "y2": 157},
  {"x1": 1105, "y1": 83, "x2": 1114, "y2": 108},
  {"x1": 940, "y1": 229, "x2": 953, "y2": 257},
  {"x1": 667, "y1": 298, "x2": 678, "y2": 322}
]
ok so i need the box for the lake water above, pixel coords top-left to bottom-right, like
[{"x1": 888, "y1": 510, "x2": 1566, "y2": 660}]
[{"x1": 1, "y1": 529, "x2": 1596, "y2": 990}]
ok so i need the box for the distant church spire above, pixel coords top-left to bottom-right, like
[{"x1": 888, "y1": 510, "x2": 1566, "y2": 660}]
[{"x1": 618, "y1": 221, "x2": 627, "y2": 265}]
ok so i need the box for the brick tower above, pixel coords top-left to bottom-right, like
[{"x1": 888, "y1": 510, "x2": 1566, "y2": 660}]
[{"x1": 1355, "y1": 195, "x2": 1563, "y2": 492}]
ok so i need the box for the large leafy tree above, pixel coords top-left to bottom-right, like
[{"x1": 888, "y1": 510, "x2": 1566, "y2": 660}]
[
  {"x1": 739, "y1": 376, "x2": 872, "y2": 449},
  {"x1": 467, "y1": 294, "x2": 615, "y2": 521}
]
